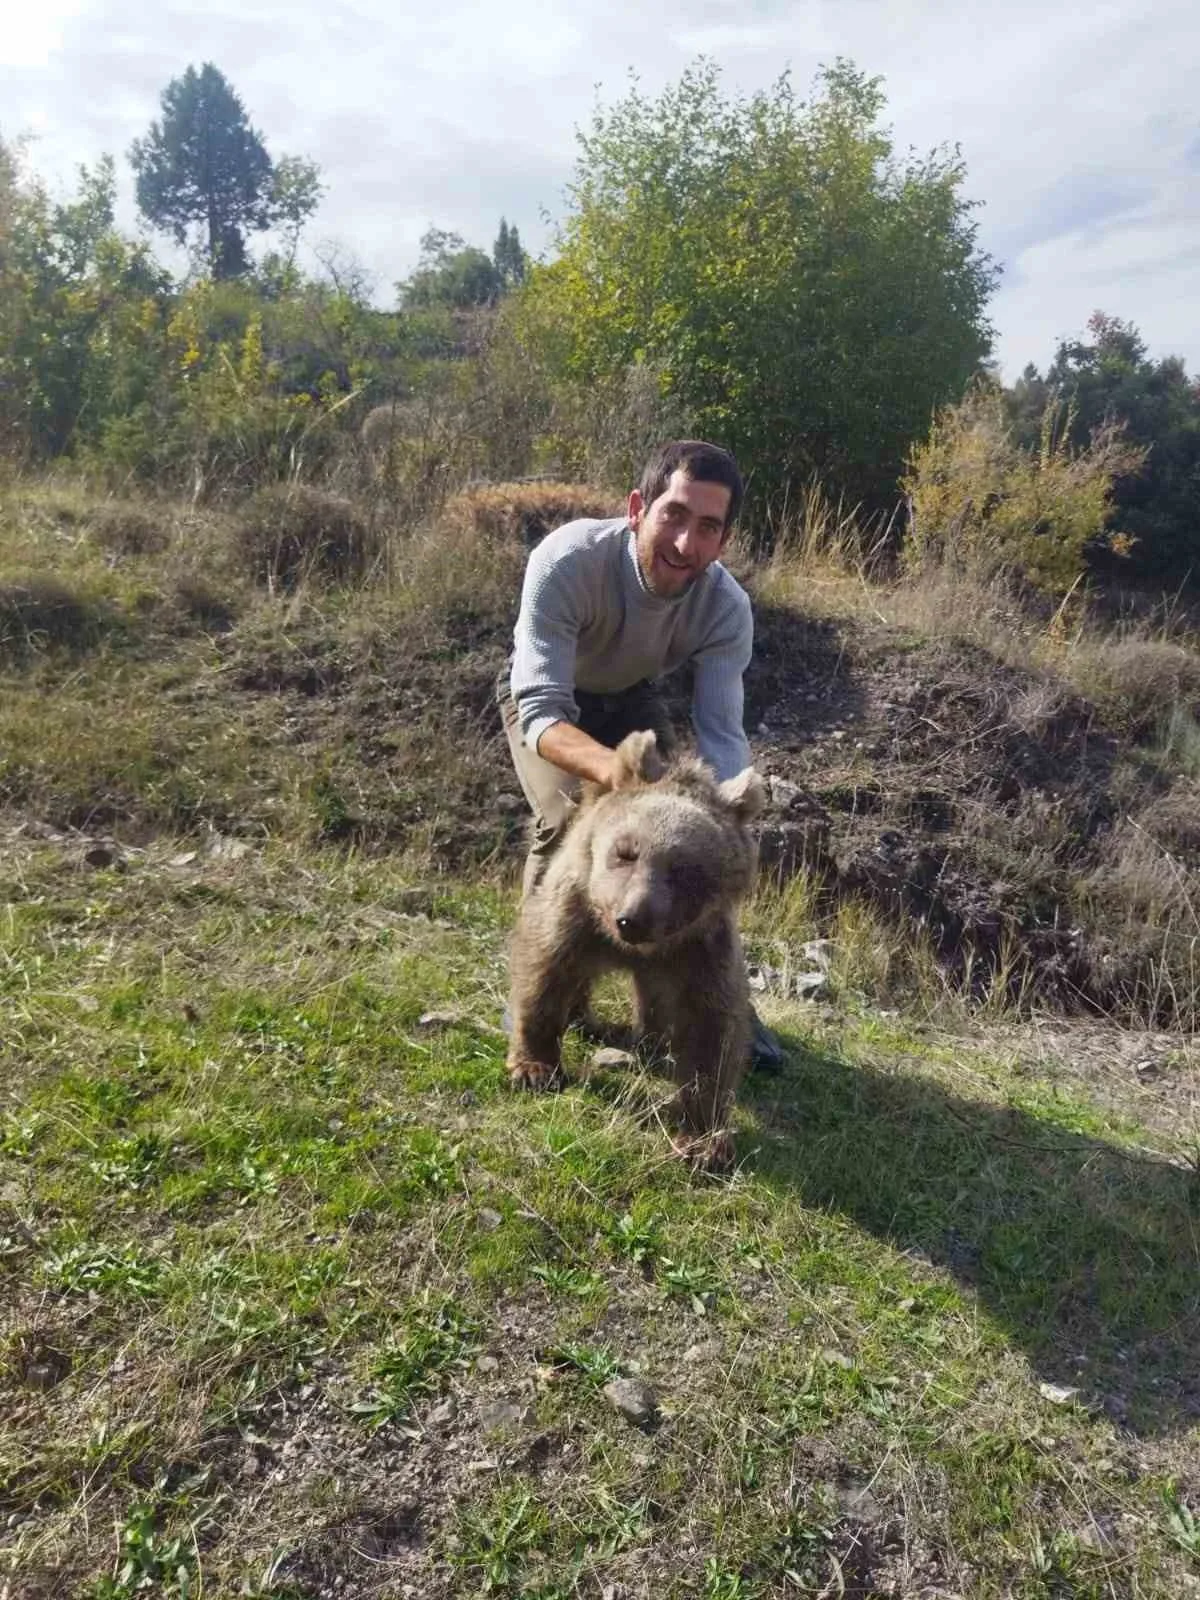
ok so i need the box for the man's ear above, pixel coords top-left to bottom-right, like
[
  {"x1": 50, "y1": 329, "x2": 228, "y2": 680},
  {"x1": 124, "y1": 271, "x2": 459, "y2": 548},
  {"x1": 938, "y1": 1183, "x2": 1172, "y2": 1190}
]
[
  {"x1": 717, "y1": 767, "x2": 766, "y2": 822},
  {"x1": 627, "y1": 488, "x2": 645, "y2": 530},
  {"x1": 610, "y1": 730, "x2": 664, "y2": 789}
]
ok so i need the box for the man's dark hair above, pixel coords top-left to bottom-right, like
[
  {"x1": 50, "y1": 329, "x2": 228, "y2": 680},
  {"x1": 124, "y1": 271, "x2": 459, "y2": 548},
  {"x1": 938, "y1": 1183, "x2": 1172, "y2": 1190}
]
[{"x1": 639, "y1": 440, "x2": 744, "y2": 530}]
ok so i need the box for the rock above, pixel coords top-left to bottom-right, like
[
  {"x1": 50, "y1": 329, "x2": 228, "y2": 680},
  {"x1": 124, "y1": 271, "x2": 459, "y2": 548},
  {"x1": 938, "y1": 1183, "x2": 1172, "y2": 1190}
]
[
  {"x1": 589, "y1": 1047, "x2": 636, "y2": 1071},
  {"x1": 477, "y1": 1207, "x2": 503, "y2": 1232},
  {"x1": 476, "y1": 1354, "x2": 501, "y2": 1375},
  {"x1": 1038, "y1": 1381, "x2": 1081, "y2": 1406},
  {"x1": 769, "y1": 776, "x2": 805, "y2": 810},
  {"x1": 602, "y1": 1378, "x2": 658, "y2": 1425},
  {"x1": 792, "y1": 971, "x2": 830, "y2": 1001},
  {"x1": 207, "y1": 833, "x2": 251, "y2": 861},
  {"x1": 427, "y1": 1397, "x2": 457, "y2": 1428},
  {"x1": 746, "y1": 962, "x2": 782, "y2": 993},
  {"x1": 478, "y1": 1400, "x2": 531, "y2": 1431},
  {"x1": 820, "y1": 1348, "x2": 854, "y2": 1370},
  {"x1": 418, "y1": 1008, "x2": 469, "y2": 1030},
  {"x1": 800, "y1": 939, "x2": 835, "y2": 971},
  {"x1": 496, "y1": 794, "x2": 525, "y2": 814}
]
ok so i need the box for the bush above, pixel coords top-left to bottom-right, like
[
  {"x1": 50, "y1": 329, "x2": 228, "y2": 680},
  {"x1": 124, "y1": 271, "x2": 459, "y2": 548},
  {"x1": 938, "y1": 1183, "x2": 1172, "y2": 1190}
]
[
  {"x1": 1069, "y1": 637, "x2": 1200, "y2": 740},
  {"x1": 235, "y1": 484, "x2": 375, "y2": 587},
  {"x1": 0, "y1": 576, "x2": 109, "y2": 661},
  {"x1": 903, "y1": 385, "x2": 1145, "y2": 593},
  {"x1": 86, "y1": 502, "x2": 171, "y2": 558},
  {"x1": 441, "y1": 482, "x2": 621, "y2": 548}
]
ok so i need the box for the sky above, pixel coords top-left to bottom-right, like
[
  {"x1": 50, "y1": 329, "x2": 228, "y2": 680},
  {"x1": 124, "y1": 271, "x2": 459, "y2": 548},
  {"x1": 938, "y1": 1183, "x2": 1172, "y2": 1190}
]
[{"x1": 2, "y1": 0, "x2": 1198, "y2": 381}]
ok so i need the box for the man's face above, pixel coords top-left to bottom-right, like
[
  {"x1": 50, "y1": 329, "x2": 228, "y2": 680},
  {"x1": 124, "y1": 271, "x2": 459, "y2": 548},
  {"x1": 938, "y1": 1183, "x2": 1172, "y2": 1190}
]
[{"x1": 629, "y1": 469, "x2": 733, "y2": 598}]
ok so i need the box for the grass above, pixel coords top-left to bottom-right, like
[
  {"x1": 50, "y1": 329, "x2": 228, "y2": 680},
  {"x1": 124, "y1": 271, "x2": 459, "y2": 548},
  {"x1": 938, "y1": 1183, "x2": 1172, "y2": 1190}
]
[
  {"x1": 3, "y1": 470, "x2": 1200, "y2": 1593},
  {"x1": 3, "y1": 830, "x2": 1199, "y2": 1597}
]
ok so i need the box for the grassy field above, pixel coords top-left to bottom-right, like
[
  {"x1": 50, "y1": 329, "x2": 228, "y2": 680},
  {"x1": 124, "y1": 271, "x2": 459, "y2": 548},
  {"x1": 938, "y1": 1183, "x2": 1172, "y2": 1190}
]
[
  {"x1": 2, "y1": 479, "x2": 1200, "y2": 1596},
  {"x1": 4, "y1": 828, "x2": 1199, "y2": 1598}
]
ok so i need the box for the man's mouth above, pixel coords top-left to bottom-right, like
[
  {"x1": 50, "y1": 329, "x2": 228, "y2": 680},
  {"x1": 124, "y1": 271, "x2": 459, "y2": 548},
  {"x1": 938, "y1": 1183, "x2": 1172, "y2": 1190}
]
[{"x1": 659, "y1": 552, "x2": 692, "y2": 573}]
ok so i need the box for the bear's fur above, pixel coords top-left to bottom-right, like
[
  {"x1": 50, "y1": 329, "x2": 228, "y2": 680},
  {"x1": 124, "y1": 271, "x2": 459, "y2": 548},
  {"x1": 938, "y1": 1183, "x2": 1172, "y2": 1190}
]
[{"x1": 506, "y1": 730, "x2": 766, "y2": 1169}]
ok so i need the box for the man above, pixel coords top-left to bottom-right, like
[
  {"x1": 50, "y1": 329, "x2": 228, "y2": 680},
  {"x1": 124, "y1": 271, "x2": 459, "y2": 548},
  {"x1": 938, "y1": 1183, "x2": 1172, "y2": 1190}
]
[{"x1": 498, "y1": 438, "x2": 783, "y2": 1072}]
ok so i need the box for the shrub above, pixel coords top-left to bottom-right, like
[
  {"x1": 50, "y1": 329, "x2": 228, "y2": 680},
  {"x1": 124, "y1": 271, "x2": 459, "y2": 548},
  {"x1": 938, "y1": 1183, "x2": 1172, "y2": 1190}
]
[
  {"x1": 235, "y1": 484, "x2": 374, "y2": 587},
  {"x1": 903, "y1": 384, "x2": 1145, "y2": 593},
  {"x1": 0, "y1": 577, "x2": 108, "y2": 660},
  {"x1": 441, "y1": 481, "x2": 621, "y2": 549},
  {"x1": 86, "y1": 502, "x2": 170, "y2": 558},
  {"x1": 1068, "y1": 637, "x2": 1200, "y2": 740}
]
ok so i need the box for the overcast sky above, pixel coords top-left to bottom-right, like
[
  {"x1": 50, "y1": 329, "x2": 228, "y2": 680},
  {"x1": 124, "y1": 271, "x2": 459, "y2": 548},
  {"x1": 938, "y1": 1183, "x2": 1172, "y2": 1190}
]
[{"x1": 2, "y1": 0, "x2": 1197, "y2": 380}]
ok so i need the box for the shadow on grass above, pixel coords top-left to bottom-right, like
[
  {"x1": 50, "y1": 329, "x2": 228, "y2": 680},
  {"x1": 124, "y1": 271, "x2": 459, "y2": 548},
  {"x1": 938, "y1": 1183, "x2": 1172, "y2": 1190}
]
[{"x1": 746, "y1": 1033, "x2": 1200, "y2": 1438}]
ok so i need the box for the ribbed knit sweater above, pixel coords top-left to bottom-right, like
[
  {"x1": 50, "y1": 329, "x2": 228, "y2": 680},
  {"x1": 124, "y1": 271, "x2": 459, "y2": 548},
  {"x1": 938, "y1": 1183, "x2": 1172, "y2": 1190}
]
[{"x1": 510, "y1": 516, "x2": 753, "y2": 781}]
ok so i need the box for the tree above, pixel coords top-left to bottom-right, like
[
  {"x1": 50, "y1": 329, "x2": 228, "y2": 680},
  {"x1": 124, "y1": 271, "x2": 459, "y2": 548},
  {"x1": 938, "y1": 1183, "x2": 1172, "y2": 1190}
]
[
  {"x1": 493, "y1": 217, "x2": 527, "y2": 290},
  {"x1": 398, "y1": 227, "x2": 502, "y2": 309},
  {"x1": 519, "y1": 59, "x2": 998, "y2": 516},
  {"x1": 1014, "y1": 313, "x2": 1200, "y2": 581},
  {"x1": 130, "y1": 63, "x2": 319, "y2": 279}
]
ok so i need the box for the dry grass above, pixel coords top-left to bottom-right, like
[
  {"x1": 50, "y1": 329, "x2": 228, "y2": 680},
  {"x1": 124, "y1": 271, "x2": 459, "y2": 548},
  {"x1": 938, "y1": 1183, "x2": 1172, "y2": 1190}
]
[
  {"x1": 234, "y1": 483, "x2": 377, "y2": 588},
  {"x1": 441, "y1": 480, "x2": 622, "y2": 548}
]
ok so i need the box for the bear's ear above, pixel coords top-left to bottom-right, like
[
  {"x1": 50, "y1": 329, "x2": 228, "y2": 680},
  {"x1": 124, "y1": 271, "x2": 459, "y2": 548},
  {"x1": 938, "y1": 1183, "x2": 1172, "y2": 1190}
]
[
  {"x1": 717, "y1": 766, "x2": 766, "y2": 822},
  {"x1": 610, "y1": 729, "x2": 665, "y2": 790}
]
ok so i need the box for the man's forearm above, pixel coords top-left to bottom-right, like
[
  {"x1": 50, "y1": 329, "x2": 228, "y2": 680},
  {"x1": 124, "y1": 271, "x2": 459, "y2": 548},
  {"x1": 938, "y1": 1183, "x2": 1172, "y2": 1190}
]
[{"x1": 535, "y1": 721, "x2": 620, "y2": 788}]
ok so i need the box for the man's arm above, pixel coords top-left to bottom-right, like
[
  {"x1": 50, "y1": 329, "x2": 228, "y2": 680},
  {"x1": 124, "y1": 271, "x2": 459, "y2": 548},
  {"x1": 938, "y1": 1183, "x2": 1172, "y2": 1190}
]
[{"x1": 535, "y1": 721, "x2": 620, "y2": 787}]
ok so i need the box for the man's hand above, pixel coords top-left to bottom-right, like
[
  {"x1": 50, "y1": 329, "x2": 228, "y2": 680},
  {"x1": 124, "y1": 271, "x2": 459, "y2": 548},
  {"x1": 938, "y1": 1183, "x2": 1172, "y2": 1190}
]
[{"x1": 535, "y1": 721, "x2": 621, "y2": 788}]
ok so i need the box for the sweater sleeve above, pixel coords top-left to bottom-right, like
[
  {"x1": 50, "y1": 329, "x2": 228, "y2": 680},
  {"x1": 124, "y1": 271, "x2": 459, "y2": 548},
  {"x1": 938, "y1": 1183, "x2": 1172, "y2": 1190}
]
[
  {"x1": 510, "y1": 539, "x2": 587, "y2": 751},
  {"x1": 690, "y1": 586, "x2": 753, "y2": 780}
]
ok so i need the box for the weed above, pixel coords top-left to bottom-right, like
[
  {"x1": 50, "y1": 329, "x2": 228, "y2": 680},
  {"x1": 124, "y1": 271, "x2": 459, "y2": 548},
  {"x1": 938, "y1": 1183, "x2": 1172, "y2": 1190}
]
[
  {"x1": 530, "y1": 1260, "x2": 604, "y2": 1297},
  {"x1": 349, "y1": 1299, "x2": 479, "y2": 1430},
  {"x1": 1163, "y1": 1484, "x2": 1200, "y2": 1560},
  {"x1": 91, "y1": 1500, "x2": 196, "y2": 1598},
  {"x1": 449, "y1": 1488, "x2": 549, "y2": 1592},
  {"x1": 606, "y1": 1210, "x2": 662, "y2": 1267},
  {"x1": 547, "y1": 1342, "x2": 623, "y2": 1387},
  {"x1": 43, "y1": 1239, "x2": 162, "y2": 1298}
]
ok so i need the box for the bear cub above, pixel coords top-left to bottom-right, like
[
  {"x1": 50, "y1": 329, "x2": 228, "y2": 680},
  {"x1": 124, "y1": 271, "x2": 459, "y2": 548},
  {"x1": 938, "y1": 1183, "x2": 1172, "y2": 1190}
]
[{"x1": 506, "y1": 730, "x2": 766, "y2": 1169}]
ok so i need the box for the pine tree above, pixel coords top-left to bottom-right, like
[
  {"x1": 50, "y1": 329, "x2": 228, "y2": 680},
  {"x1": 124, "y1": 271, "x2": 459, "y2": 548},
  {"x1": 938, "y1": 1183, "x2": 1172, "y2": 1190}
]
[
  {"x1": 129, "y1": 64, "x2": 275, "y2": 278},
  {"x1": 492, "y1": 217, "x2": 527, "y2": 290}
]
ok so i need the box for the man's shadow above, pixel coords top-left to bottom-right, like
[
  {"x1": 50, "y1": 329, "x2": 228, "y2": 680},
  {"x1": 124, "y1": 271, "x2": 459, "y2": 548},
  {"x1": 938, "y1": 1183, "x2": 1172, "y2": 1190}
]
[{"x1": 742, "y1": 1032, "x2": 1199, "y2": 1438}]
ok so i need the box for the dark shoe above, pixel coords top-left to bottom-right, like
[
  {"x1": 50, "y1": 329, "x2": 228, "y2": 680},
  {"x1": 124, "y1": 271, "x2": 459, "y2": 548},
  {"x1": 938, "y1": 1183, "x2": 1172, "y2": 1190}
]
[{"x1": 748, "y1": 1009, "x2": 785, "y2": 1075}]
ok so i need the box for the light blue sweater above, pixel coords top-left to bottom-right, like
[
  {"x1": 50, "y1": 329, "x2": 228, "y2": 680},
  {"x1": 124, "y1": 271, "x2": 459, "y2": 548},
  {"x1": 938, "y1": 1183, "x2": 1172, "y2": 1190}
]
[{"x1": 510, "y1": 517, "x2": 753, "y2": 781}]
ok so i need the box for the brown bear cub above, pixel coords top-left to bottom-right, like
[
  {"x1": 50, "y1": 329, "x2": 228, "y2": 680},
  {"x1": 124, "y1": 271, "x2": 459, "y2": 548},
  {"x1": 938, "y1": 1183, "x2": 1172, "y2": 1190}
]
[{"x1": 506, "y1": 730, "x2": 766, "y2": 1170}]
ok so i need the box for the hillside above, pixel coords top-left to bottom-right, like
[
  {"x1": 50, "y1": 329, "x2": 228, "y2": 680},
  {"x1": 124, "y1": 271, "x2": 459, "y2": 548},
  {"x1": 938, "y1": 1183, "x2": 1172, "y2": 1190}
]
[{"x1": 2, "y1": 479, "x2": 1199, "y2": 1598}]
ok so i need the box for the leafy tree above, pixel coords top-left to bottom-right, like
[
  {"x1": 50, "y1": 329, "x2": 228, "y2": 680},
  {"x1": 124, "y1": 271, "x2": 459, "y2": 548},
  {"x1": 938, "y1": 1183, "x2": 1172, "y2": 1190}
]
[
  {"x1": 399, "y1": 227, "x2": 502, "y2": 309},
  {"x1": 493, "y1": 217, "x2": 527, "y2": 290},
  {"x1": 130, "y1": 63, "x2": 319, "y2": 280},
  {"x1": 1013, "y1": 313, "x2": 1200, "y2": 582},
  {"x1": 519, "y1": 59, "x2": 997, "y2": 516}
]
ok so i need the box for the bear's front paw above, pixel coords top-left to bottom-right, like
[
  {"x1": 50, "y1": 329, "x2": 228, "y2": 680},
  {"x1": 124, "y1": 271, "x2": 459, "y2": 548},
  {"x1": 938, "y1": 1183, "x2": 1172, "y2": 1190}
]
[
  {"x1": 507, "y1": 1054, "x2": 564, "y2": 1092},
  {"x1": 670, "y1": 1130, "x2": 736, "y2": 1174}
]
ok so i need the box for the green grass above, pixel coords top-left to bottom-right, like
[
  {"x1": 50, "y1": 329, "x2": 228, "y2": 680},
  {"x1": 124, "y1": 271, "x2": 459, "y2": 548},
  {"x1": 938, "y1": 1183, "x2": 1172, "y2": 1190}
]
[{"x1": 3, "y1": 831, "x2": 1199, "y2": 1597}]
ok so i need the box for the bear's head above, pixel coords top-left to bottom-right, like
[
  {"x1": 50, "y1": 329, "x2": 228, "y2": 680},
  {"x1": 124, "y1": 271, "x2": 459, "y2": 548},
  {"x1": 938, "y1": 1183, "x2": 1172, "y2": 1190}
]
[{"x1": 579, "y1": 730, "x2": 765, "y2": 951}]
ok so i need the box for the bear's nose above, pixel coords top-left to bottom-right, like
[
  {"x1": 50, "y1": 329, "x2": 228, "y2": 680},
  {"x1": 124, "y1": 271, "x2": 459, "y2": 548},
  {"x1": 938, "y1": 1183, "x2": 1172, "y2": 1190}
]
[{"x1": 616, "y1": 914, "x2": 650, "y2": 944}]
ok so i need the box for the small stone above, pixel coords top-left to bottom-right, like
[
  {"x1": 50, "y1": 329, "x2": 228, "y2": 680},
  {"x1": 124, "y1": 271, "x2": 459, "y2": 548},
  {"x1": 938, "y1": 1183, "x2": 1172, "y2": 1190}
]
[
  {"x1": 792, "y1": 971, "x2": 830, "y2": 1001},
  {"x1": 589, "y1": 1047, "x2": 636, "y2": 1071},
  {"x1": 478, "y1": 1400, "x2": 531, "y2": 1431},
  {"x1": 800, "y1": 939, "x2": 835, "y2": 971},
  {"x1": 769, "y1": 776, "x2": 805, "y2": 809},
  {"x1": 476, "y1": 1354, "x2": 501, "y2": 1375},
  {"x1": 418, "y1": 1008, "x2": 468, "y2": 1030},
  {"x1": 1039, "y1": 1381, "x2": 1081, "y2": 1406},
  {"x1": 427, "y1": 1397, "x2": 457, "y2": 1428},
  {"x1": 603, "y1": 1377, "x2": 658, "y2": 1425},
  {"x1": 496, "y1": 794, "x2": 525, "y2": 814},
  {"x1": 821, "y1": 1348, "x2": 854, "y2": 1370},
  {"x1": 477, "y1": 1207, "x2": 503, "y2": 1232}
]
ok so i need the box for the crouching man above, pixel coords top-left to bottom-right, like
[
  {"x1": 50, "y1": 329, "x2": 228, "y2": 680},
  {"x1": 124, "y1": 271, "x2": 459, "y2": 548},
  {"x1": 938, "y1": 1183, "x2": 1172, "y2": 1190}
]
[{"x1": 497, "y1": 438, "x2": 782, "y2": 1073}]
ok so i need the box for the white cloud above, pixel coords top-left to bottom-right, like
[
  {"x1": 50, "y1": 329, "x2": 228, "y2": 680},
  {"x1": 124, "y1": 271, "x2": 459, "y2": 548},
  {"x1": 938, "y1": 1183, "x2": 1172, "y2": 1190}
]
[{"x1": 0, "y1": 0, "x2": 1197, "y2": 375}]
